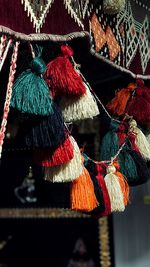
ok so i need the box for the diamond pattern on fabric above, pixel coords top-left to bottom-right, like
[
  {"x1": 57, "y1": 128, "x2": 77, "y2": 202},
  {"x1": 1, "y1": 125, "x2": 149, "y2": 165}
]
[
  {"x1": 126, "y1": 3, "x2": 139, "y2": 68},
  {"x1": 91, "y1": 13, "x2": 107, "y2": 52},
  {"x1": 106, "y1": 26, "x2": 121, "y2": 61},
  {"x1": 139, "y1": 16, "x2": 150, "y2": 74}
]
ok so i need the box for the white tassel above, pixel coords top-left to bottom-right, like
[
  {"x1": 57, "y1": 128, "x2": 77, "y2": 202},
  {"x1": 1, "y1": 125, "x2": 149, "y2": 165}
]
[
  {"x1": 103, "y1": 0, "x2": 125, "y2": 14},
  {"x1": 129, "y1": 119, "x2": 150, "y2": 161},
  {"x1": 61, "y1": 83, "x2": 99, "y2": 122},
  {"x1": 44, "y1": 137, "x2": 83, "y2": 182},
  {"x1": 104, "y1": 165, "x2": 125, "y2": 212}
]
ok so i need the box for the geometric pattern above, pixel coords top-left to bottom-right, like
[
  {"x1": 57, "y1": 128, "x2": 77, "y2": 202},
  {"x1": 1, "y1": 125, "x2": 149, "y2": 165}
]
[
  {"x1": 125, "y1": 3, "x2": 139, "y2": 68},
  {"x1": 91, "y1": 13, "x2": 107, "y2": 52},
  {"x1": 139, "y1": 16, "x2": 150, "y2": 73},
  {"x1": 64, "y1": 0, "x2": 85, "y2": 29},
  {"x1": 106, "y1": 26, "x2": 121, "y2": 61},
  {"x1": 21, "y1": 0, "x2": 54, "y2": 33}
]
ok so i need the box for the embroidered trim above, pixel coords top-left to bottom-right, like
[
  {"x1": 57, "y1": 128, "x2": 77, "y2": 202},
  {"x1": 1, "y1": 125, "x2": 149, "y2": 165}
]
[
  {"x1": 21, "y1": 0, "x2": 54, "y2": 33},
  {"x1": 0, "y1": 26, "x2": 149, "y2": 79},
  {"x1": 64, "y1": 0, "x2": 84, "y2": 29}
]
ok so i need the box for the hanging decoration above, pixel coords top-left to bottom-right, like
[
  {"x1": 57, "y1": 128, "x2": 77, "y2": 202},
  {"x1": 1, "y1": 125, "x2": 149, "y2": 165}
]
[
  {"x1": 44, "y1": 45, "x2": 86, "y2": 97},
  {"x1": 10, "y1": 45, "x2": 53, "y2": 116},
  {"x1": 44, "y1": 137, "x2": 83, "y2": 182},
  {"x1": 61, "y1": 82, "x2": 99, "y2": 122}
]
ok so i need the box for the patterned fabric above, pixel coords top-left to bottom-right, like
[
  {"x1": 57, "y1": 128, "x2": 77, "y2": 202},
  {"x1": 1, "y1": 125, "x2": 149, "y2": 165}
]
[
  {"x1": 21, "y1": 0, "x2": 54, "y2": 33},
  {"x1": 89, "y1": 1, "x2": 150, "y2": 75}
]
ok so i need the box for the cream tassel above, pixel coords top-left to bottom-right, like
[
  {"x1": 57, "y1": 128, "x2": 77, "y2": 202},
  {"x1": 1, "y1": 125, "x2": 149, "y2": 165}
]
[
  {"x1": 61, "y1": 82, "x2": 99, "y2": 122},
  {"x1": 104, "y1": 164, "x2": 125, "y2": 212},
  {"x1": 103, "y1": 0, "x2": 126, "y2": 14},
  {"x1": 44, "y1": 137, "x2": 83, "y2": 182},
  {"x1": 129, "y1": 119, "x2": 150, "y2": 161}
]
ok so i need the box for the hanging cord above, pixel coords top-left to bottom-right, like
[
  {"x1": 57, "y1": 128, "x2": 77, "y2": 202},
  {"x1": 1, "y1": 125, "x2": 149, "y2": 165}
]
[
  {"x1": 0, "y1": 35, "x2": 7, "y2": 60},
  {"x1": 0, "y1": 41, "x2": 20, "y2": 158},
  {"x1": 0, "y1": 38, "x2": 12, "y2": 72},
  {"x1": 71, "y1": 56, "x2": 120, "y2": 123}
]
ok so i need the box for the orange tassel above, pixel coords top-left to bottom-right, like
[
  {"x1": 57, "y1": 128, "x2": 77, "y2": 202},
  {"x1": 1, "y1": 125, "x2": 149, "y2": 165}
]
[
  {"x1": 106, "y1": 83, "x2": 136, "y2": 116},
  {"x1": 113, "y1": 162, "x2": 129, "y2": 206},
  {"x1": 70, "y1": 167, "x2": 99, "y2": 212}
]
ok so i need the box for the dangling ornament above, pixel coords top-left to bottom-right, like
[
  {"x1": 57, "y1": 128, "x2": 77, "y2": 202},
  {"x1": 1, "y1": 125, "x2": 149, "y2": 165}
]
[
  {"x1": 128, "y1": 149, "x2": 150, "y2": 186},
  {"x1": 118, "y1": 146, "x2": 138, "y2": 186},
  {"x1": 106, "y1": 83, "x2": 136, "y2": 116},
  {"x1": 70, "y1": 167, "x2": 99, "y2": 212},
  {"x1": 33, "y1": 135, "x2": 74, "y2": 167},
  {"x1": 44, "y1": 137, "x2": 83, "y2": 182},
  {"x1": 17, "y1": 103, "x2": 66, "y2": 148},
  {"x1": 61, "y1": 82, "x2": 99, "y2": 122},
  {"x1": 10, "y1": 45, "x2": 53, "y2": 116},
  {"x1": 103, "y1": 0, "x2": 126, "y2": 15},
  {"x1": 84, "y1": 157, "x2": 105, "y2": 214},
  {"x1": 44, "y1": 44, "x2": 86, "y2": 97},
  {"x1": 128, "y1": 119, "x2": 150, "y2": 161},
  {"x1": 95, "y1": 163, "x2": 111, "y2": 217},
  {"x1": 104, "y1": 164, "x2": 125, "y2": 212},
  {"x1": 113, "y1": 162, "x2": 129, "y2": 206},
  {"x1": 126, "y1": 80, "x2": 150, "y2": 124},
  {"x1": 100, "y1": 120, "x2": 120, "y2": 161}
]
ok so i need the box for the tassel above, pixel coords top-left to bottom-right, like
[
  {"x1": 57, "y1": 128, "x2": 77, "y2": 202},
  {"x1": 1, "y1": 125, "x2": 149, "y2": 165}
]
[
  {"x1": 128, "y1": 149, "x2": 150, "y2": 186},
  {"x1": 100, "y1": 120, "x2": 120, "y2": 161},
  {"x1": 118, "y1": 146, "x2": 138, "y2": 186},
  {"x1": 17, "y1": 103, "x2": 65, "y2": 148},
  {"x1": 128, "y1": 119, "x2": 150, "y2": 161},
  {"x1": 103, "y1": 0, "x2": 126, "y2": 14},
  {"x1": 10, "y1": 52, "x2": 53, "y2": 116},
  {"x1": 60, "y1": 82, "x2": 99, "y2": 122},
  {"x1": 33, "y1": 135, "x2": 74, "y2": 167},
  {"x1": 94, "y1": 163, "x2": 111, "y2": 217},
  {"x1": 70, "y1": 167, "x2": 99, "y2": 212},
  {"x1": 104, "y1": 164, "x2": 125, "y2": 212},
  {"x1": 126, "y1": 80, "x2": 150, "y2": 124},
  {"x1": 44, "y1": 45, "x2": 86, "y2": 97},
  {"x1": 106, "y1": 83, "x2": 136, "y2": 116},
  {"x1": 84, "y1": 158, "x2": 105, "y2": 214},
  {"x1": 113, "y1": 162, "x2": 129, "y2": 206},
  {"x1": 44, "y1": 137, "x2": 83, "y2": 182}
]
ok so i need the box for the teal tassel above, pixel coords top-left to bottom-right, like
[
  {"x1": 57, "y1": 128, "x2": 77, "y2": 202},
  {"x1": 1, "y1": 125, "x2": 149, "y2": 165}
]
[
  {"x1": 118, "y1": 147, "x2": 138, "y2": 185},
  {"x1": 100, "y1": 121, "x2": 120, "y2": 161},
  {"x1": 10, "y1": 48, "x2": 52, "y2": 116}
]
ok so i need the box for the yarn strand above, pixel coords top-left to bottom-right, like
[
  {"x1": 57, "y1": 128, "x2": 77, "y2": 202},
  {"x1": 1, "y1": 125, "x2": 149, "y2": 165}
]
[{"x1": 0, "y1": 41, "x2": 19, "y2": 158}]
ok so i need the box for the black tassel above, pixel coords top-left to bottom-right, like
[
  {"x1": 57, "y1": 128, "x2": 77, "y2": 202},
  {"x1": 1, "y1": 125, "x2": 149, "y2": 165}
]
[
  {"x1": 16, "y1": 104, "x2": 66, "y2": 148},
  {"x1": 128, "y1": 150, "x2": 150, "y2": 186}
]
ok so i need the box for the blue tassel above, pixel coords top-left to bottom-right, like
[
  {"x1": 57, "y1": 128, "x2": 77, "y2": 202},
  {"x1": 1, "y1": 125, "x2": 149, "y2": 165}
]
[
  {"x1": 10, "y1": 45, "x2": 52, "y2": 116},
  {"x1": 118, "y1": 146, "x2": 138, "y2": 186},
  {"x1": 100, "y1": 120, "x2": 120, "y2": 161}
]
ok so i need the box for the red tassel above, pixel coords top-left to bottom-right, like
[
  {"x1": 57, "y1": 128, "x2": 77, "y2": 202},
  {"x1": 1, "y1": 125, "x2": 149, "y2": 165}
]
[
  {"x1": 106, "y1": 83, "x2": 136, "y2": 116},
  {"x1": 126, "y1": 80, "x2": 150, "y2": 124},
  {"x1": 95, "y1": 163, "x2": 111, "y2": 217},
  {"x1": 117, "y1": 122, "x2": 127, "y2": 146},
  {"x1": 44, "y1": 45, "x2": 86, "y2": 97},
  {"x1": 33, "y1": 136, "x2": 74, "y2": 167}
]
